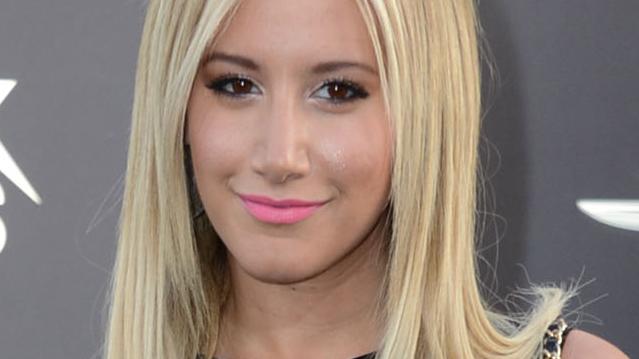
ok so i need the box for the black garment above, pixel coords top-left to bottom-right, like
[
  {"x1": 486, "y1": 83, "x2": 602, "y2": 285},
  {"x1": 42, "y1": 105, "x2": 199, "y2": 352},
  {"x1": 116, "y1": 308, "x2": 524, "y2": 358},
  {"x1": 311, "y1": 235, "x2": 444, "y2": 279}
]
[
  {"x1": 352, "y1": 353, "x2": 375, "y2": 359},
  {"x1": 198, "y1": 316, "x2": 573, "y2": 359}
]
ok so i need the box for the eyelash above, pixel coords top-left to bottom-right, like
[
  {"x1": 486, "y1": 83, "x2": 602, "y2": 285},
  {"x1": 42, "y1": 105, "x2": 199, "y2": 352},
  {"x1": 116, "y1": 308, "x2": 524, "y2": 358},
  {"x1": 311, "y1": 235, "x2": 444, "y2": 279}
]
[{"x1": 205, "y1": 73, "x2": 369, "y2": 106}]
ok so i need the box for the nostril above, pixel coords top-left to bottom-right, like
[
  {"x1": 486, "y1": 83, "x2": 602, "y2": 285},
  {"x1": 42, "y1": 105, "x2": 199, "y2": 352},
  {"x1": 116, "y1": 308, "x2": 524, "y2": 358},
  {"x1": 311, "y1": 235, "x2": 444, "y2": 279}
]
[
  {"x1": 253, "y1": 150, "x2": 310, "y2": 184},
  {"x1": 277, "y1": 173, "x2": 291, "y2": 184}
]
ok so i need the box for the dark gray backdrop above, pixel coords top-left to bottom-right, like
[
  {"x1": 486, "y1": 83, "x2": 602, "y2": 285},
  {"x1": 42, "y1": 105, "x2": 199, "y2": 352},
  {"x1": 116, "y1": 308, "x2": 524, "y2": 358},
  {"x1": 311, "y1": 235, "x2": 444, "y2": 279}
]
[{"x1": 0, "y1": 1, "x2": 636, "y2": 358}]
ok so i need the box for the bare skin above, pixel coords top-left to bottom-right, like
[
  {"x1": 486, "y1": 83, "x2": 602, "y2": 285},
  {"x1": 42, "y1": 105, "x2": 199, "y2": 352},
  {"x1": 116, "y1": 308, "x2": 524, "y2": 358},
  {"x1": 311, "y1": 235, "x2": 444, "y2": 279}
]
[
  {"x1": 563, "y1": 329, "x2": 629, "y2": 359},
  {"x1": 185, "y1": 0, "x2": 629, "y2": 358}
]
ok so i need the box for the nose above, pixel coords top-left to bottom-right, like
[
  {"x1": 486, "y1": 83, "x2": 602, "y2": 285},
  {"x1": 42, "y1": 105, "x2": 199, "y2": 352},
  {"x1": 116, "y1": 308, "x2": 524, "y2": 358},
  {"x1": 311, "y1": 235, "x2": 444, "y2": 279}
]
[{"x1": 251, "y1": 89, "x2": 311, "y2": 184}]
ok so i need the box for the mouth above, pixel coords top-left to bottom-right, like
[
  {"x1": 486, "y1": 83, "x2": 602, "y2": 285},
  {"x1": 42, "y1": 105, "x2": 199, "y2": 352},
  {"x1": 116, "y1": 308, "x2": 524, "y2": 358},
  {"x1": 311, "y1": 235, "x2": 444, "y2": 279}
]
[{"x1": 237, "y1": 194, "x2": 328, "y2": 224}]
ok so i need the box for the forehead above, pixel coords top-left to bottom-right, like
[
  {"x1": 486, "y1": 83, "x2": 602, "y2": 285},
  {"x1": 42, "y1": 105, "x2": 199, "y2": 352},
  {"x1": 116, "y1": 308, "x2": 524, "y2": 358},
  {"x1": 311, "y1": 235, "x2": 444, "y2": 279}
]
[{"x1": 211, "y1": 0, "x2": 375, "y2": 67}]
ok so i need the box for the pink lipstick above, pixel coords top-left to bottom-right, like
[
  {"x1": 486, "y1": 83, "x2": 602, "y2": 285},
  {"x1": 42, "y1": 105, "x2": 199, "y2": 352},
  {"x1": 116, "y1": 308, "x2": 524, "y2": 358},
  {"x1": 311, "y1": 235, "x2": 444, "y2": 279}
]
[{"x1": 238, "y1": 194, "x2": 327, "y2": 224}]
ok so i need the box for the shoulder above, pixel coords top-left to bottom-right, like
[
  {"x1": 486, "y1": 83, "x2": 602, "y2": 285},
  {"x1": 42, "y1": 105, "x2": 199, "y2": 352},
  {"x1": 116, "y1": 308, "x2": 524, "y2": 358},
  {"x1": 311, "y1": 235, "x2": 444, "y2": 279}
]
[{"x1": 562, "y1": 329, "x2": 629, "y2": 359}]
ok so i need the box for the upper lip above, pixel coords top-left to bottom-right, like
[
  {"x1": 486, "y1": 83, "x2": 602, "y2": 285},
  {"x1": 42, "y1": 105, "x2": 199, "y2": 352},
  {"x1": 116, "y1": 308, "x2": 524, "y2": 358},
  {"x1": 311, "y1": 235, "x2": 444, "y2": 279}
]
[{"x1": 238, "y1": 193, "x2": 328, "y2": 207}]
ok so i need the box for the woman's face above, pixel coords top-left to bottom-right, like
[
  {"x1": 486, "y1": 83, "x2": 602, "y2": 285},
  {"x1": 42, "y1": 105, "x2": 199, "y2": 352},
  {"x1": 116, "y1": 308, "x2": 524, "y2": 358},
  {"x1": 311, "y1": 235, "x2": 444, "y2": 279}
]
[{"x1": 186, "y1": 0, "x2": 392, "y2": 284}]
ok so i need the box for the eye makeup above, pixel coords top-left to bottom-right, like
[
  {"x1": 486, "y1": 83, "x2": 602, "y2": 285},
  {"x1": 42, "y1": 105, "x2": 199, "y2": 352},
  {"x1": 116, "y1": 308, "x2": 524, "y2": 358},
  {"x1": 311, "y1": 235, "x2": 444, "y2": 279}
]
[
  {"x1": 205, "y1": 72, "x2": 370, "y2": 107},
  {"x1": 205, "y1": 72, "x2": 262, "y2": 100},
  {"x1": 313, "y1": 76, "x2": 369, "y2": 107}
]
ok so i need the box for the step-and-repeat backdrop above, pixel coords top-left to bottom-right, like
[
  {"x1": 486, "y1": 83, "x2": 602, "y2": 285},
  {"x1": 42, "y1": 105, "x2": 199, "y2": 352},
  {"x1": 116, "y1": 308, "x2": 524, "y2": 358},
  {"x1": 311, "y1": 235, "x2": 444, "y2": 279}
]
[{"x1": 0, "y1": 1, "x2": 637, "y2": 358}]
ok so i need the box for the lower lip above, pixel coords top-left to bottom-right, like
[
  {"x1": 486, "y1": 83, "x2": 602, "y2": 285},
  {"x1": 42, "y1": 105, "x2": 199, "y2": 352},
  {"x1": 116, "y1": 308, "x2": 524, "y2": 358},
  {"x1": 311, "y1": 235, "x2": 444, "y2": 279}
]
[{"x1": 239, "y1": 199, "x2": 325, "y2": 224}]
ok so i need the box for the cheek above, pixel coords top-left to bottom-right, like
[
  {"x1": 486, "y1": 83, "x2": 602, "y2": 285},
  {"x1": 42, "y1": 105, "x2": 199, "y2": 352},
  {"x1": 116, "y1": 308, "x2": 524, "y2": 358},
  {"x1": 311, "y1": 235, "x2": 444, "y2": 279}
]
[
  {"x1": 187, "y1": 96, "x2": 252, "y2": 180},
  {"x1": 192, "y1": 121, "x2": 243, "y2": 176},
  {"x1": 318, "y1": 115, "x2": 392, "y2": 197}
]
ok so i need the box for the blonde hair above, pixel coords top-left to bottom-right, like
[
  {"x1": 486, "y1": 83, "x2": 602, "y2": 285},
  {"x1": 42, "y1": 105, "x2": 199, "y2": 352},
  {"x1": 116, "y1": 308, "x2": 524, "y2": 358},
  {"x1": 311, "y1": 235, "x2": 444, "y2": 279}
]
[{"x1": 104, "y1": 0, "x2": 580, "y2": 358}]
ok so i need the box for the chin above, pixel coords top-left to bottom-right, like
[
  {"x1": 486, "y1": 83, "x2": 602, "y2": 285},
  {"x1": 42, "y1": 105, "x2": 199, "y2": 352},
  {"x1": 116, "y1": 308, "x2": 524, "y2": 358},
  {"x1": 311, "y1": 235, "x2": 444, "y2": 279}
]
[
  {"x1": 248, "y1": 268, "x2": 321, "y2": 286},
  {"x1": 229, "y1": 250, "x2": 337, "y2": 286}
]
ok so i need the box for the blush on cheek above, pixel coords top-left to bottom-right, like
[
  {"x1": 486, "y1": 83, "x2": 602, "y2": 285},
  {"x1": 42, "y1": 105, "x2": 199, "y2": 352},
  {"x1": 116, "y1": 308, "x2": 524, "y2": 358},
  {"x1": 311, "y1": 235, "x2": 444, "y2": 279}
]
[
  {"x1": 189, "y1": 108, "x2": 253, "y2": 174},
  {"x1": 195, "y1": 138, "x2": 243, "y2": 192}
]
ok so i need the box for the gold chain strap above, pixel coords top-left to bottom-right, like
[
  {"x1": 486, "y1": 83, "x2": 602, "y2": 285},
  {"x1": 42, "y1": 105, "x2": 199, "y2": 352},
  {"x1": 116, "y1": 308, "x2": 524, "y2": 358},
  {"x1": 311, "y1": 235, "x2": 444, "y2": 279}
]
[{"x1": 542, "y1": 317, "x2": 571, "y2": 359}]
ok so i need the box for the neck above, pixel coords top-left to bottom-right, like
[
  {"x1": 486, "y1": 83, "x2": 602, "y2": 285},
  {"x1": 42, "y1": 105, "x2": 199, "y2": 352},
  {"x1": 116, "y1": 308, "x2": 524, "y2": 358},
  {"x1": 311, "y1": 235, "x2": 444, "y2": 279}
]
[{"x1": 215, "y1": 222, "x2": 387, "y2": 359}]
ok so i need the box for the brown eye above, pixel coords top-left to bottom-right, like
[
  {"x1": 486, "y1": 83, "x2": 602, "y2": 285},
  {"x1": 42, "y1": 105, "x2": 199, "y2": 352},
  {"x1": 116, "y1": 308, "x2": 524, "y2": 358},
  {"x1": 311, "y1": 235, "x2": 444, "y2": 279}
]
[
  {"x1": 231, "y1": 79, "x2": 253, "y2": 94},
  {"x1": 327, "y1": 83, "x2": 349, "y2": 100},
  {"x1": 206, "y1": 75, "x2": 261, "y2": 99},
  {"x1": 313, "y1": 79, "x2": 369, "y2": 106}
]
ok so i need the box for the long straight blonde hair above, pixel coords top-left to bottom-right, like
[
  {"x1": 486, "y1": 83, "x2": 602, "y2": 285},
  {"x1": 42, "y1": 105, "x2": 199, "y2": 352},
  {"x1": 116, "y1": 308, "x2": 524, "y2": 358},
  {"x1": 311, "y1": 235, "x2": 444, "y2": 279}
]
[{"x1": 104, "y1": 0, "x2": 580, "y2": 358}]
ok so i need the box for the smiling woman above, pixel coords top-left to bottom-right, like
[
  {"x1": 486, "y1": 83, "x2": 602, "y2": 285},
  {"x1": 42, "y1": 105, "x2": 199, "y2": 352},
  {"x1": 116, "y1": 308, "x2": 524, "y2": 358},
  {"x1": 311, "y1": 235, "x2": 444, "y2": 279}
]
[
  {"x1": 103, "y1": 1, "x2": 627, "y2": 359},
  {"x1": 185, "y1": 1, "x2": 391, "y2": 297}
]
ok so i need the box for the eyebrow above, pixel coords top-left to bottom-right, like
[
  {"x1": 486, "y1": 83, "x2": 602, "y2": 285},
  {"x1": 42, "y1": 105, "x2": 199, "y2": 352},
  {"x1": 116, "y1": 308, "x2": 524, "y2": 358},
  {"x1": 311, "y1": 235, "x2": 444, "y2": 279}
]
[{"x1": 204, "y1": 51, "x2": 378, "y2": 75}]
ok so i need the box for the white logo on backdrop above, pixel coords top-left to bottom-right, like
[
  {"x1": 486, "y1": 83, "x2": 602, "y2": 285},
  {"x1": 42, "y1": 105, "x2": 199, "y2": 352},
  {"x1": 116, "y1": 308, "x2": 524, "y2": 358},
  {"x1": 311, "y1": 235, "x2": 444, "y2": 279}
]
[
  {"x1": 0, "y1": 79, "x2": 43, "y2": 253},
  {"x1": 577, "y1": 199, "x2": 639, "y2": 232}
]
